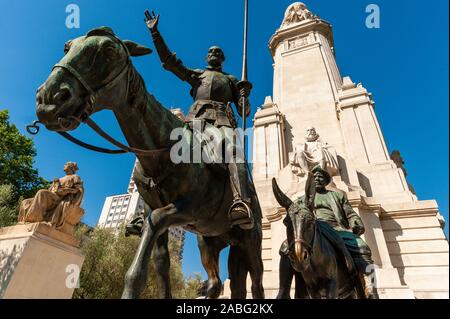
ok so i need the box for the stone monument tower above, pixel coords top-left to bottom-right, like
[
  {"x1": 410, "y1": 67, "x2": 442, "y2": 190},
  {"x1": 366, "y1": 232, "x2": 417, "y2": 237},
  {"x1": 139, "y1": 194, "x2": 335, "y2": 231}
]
[{"x1": 252, "y1": 2, "x2": 448, "y2": 298}]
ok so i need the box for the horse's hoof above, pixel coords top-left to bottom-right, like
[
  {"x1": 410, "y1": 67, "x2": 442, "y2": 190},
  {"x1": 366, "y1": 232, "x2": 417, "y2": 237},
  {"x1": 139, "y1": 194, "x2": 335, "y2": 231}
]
[{"x1": 206, "y1": 280, "x2": 222, "y2": 299}]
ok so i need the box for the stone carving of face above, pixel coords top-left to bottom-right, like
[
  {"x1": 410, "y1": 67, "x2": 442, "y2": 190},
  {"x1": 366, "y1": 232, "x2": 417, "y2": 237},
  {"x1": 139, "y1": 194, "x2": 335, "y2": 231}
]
[
  {"x1": 206, "y1": 46, "x2": 225, "y2": 68},
  {"x1": 64, "y1": 162, "x2": 78, "y2": 175},
  {"x1": 305, "y1": 127, "x2": 319, "y2": 142}
]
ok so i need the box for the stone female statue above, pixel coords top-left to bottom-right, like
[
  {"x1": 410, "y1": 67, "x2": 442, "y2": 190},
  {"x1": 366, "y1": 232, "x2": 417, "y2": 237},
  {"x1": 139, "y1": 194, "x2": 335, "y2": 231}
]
[{"x1": 18, "y1": 162, "x2": 84, "y2": 229}]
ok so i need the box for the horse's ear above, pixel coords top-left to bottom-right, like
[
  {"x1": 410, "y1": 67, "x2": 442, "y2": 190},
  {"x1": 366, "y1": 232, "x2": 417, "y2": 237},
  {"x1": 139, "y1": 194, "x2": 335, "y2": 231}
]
[
  {"x1": 272, "y1": 178, "x2": 293, "y2": 209},
  {"x1": 123, "y1": 40, "x2": 152, "y2": 57},
  {"x1": 304, "y1": 172, "x2": 316, "y2": 212}
]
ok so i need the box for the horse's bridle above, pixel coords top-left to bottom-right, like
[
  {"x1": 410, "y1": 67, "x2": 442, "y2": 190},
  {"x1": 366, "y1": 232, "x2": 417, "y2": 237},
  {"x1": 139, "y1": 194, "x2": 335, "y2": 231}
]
[
  {"x1": 289, "y1": 213, "x2": 316, "y2": 259},
  {"x1": 27, "y1": 34, "x2": 169, "y2": 157}
]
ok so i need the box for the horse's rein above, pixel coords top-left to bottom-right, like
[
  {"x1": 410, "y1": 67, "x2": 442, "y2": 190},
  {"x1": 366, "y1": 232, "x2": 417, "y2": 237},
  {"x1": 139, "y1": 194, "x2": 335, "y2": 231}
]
[{"x1": 26, "y1": 35, "x2": 170, "y2": 157}]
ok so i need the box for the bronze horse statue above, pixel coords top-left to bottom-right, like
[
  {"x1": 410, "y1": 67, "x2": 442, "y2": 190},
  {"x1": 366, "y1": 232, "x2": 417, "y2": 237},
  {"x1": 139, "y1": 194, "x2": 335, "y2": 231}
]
[
  {"x1": 34, "y1": 27, "x2": 264, "y2": 299},
  {"x1": 272, "y1": 175, "x2": 364, "y2": 299}
]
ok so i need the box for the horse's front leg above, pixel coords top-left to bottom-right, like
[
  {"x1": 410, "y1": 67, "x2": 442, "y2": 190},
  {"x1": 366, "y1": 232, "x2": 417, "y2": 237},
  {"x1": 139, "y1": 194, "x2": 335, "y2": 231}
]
[
  {"x1": 276, "y1": 254, "x2": 294, "y2": 299},
  {"x1": 121, "y1": 203, "x2": 179, "y2": 299},
  {"x1": 294, "y1": 271, "x2": 309, "y2": 299},
  {"x1": 154, "y1": 230, "x2": 172, "y2": 298}
]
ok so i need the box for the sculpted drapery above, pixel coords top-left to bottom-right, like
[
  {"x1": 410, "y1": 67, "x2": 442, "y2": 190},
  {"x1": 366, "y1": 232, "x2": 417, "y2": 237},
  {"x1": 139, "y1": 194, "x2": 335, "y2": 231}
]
[
  {"x1": 290, "y1": 127, "x2": 339, "y2": 178},
  {"x1": 18, "y1": 162, "x2": 84, "y2": 230}
]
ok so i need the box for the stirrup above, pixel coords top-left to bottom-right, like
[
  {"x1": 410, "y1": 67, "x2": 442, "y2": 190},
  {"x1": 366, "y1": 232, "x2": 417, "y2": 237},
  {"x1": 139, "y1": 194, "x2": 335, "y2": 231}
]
[{"x1": 228, "y1": 199, "x2": 253, "y2": 230}]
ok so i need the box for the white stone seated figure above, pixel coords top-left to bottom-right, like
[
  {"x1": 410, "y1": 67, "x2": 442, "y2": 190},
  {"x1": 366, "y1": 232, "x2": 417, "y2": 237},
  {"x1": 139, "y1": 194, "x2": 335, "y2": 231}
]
[{"x1": 290, "y1": 127, "x2": 339, "y2": 178}]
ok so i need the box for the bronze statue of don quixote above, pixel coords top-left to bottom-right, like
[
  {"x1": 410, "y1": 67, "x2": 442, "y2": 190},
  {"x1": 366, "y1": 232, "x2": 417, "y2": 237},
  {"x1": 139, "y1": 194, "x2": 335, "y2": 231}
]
[{"x1": 28, "y1": 1, "x2": 377, "y2": 299}]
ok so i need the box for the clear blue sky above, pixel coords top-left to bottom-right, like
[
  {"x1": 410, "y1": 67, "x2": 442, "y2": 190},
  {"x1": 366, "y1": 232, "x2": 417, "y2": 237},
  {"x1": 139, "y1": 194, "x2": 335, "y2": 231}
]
[{"x1": 0, "y1": 0, "x2": 448, "y2": 281}]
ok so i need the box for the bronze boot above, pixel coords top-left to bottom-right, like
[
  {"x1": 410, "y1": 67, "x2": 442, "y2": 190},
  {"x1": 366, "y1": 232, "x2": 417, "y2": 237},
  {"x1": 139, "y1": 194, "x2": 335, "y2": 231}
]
[{"x1": 228, "y1": 162, "x2": 254, "y2": 230}]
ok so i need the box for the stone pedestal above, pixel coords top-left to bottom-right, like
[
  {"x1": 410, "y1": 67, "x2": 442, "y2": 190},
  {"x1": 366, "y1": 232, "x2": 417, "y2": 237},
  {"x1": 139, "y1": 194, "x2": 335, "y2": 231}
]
[{"x1": 0, "y1": 223, "x2": 84, "y2": 299}]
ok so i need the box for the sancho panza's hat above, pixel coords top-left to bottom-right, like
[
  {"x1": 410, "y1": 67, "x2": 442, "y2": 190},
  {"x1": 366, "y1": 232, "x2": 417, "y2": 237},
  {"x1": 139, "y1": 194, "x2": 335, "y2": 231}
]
[{"x1": 311, "y1": 165, "x2": 332, "y2": 186}]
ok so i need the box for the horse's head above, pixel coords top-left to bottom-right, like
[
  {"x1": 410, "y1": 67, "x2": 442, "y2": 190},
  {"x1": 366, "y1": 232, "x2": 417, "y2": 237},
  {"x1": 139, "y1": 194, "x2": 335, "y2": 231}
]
[
  {"x1": 36, "y1": 27, "x2": 151, "y2": 131},
  {"x1": 272, "y1": 174, "x2": 316, "y2": 270}
]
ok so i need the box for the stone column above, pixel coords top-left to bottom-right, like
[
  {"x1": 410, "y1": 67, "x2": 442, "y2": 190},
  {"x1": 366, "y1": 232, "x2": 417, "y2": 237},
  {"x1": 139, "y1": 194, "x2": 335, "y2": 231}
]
[
  {"x1": 337, "y1": 77, "x2": 416, "y2": 204},
  {"x1": 252, "y1": 96, "x2": 287, "y2": 182}
]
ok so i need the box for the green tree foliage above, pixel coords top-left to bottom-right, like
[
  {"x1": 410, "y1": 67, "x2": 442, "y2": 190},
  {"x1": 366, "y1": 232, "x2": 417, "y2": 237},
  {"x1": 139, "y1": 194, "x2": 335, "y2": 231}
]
[
  {"x1": 0, "y1": 184, "x2": 20, "y2": 227},
  {"x1": 73, "y1": 225, "x2": 202, "y2": 299},
  {"x1": 0, "y1": 110, "x2": 49, "y2": 200}
]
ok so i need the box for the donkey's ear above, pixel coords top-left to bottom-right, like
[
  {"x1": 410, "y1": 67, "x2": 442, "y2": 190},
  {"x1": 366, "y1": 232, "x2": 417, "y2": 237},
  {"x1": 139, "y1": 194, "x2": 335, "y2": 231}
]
[
  {"x1": 123, "y1": 40, "x2": 152, "y2": 57},
  {"x1": 304, "y1": 172, "x2": 316, "y2": 211},
  {"x1": 272, "y1": 178, "x2": 293, "y2": 209}
]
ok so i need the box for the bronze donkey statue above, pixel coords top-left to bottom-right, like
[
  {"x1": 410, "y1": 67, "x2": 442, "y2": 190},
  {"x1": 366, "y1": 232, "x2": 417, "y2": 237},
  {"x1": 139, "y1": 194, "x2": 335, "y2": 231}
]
[
  {"x1": 272, "y1": 174, "x2": 365, "y2": 299},
  {"x1": 34, "y1": 27, "x2": 264, "y2": 299}
]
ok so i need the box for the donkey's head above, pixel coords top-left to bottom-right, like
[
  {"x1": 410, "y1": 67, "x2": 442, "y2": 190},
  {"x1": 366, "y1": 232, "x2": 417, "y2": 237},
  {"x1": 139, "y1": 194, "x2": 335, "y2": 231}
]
[
  {"x1": 36, "y1": 27, "x2": 151, "y2": 131},
  {"x1": 272, "y1": 173, "x2": 316, "y2": 270}
]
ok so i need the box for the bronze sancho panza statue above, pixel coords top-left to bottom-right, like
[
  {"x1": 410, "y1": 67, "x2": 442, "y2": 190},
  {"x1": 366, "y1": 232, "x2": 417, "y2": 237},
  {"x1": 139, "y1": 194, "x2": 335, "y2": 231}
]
[
  {"x1": 274, "y1": 166, "x2": 379, "y2": 299},
  {"x1": 18, "y1": 162, "x2": 84, "y2": 235},
  {"x1": 144, "y1": 11, "x2": 254, "y2": 229}
]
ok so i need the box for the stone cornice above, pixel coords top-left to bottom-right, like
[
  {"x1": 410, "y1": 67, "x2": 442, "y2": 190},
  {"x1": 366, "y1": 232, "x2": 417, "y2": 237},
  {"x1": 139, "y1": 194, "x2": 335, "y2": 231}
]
[
  {"x1": 260, "y1": 195, "x2": 439, "y2": 226},
  {"x1": 265, "y1": 207, "x2": 286, "y2": 224},
  {"x1": 254, "y1": 103, "x2": 284, "y2": 127},
  {"x1": 0, "y1": 222, "x2": 81, "y2": 248},
  {"x1": 269, "y1": 18, "x2": 334, "y2": 57},
  {"x1": 380, "y1": 202, "x2": 439, "y2": 220},
  {"x1": 337, "y1": 86, "x2": 374, "y2": 110}
]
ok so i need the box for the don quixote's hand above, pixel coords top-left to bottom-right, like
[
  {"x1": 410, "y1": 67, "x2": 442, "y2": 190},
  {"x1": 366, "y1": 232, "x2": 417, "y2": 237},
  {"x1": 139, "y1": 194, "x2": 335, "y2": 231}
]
[
  {"x1": 144, "y1": 10, "x2": 160, "y2": 32},
  {"x1": 240, "y1": 87, "x2": 250, "y2": 99},
  {"x1": 237, "y1": 80, "x2": 253, "y2": 99},
  {"x1": 351, "y1": 220, "x2": 365, "y2": 235}
]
